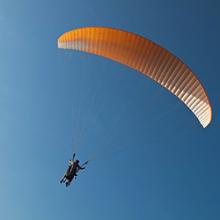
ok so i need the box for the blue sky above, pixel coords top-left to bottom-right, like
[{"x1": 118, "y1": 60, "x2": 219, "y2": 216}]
[{"x1": 0, "y1": 0, "x2": 220, "y2": 219}]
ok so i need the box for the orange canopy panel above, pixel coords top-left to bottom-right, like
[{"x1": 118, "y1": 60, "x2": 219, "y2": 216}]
[{"x1": 58, "y1": 27, "x2": 212, "y2": 128}]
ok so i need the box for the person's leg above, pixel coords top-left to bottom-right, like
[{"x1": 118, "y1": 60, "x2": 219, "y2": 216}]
[
  {"x1": 66, "y1": 181, "x2": 70, "y2": 187},
  {"x1": 60, "y1": 176, "x2": 65, "y2": 183},
  {"x1": 63, "y1": 177, "x2": 67, "y2": 183}
]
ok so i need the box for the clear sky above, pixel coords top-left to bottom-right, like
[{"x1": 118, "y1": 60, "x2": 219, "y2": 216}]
[{"x1": 0, "y1": 0, "x2": 220, "y2": 219}]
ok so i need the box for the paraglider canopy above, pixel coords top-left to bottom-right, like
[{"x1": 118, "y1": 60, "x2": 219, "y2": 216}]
[{"x1": 57, "y1": 26, "x2": 212, "y2": 128}]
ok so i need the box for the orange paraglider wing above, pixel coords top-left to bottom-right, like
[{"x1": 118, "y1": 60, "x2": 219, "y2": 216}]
[{"x1": 58, "y1": 27, "x2": 212, "y2": 128}]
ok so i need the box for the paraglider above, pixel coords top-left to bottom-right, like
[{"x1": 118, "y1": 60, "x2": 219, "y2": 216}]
[
  {"x1": 57, "y1": 26, "x2": 212, "y2": 128},
  {"x1": 60, "y1": 153, "x2": 88, "y2": 187}
]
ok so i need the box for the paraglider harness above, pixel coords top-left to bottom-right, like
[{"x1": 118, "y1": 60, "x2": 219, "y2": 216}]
[{"x1": 60, "y1": 153, "x2": 88, "y2": 187}]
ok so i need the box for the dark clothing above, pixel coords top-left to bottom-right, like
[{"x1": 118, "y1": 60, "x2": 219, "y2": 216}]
[
  {"x1": 68, "y1": 163, "x2": 84, "y2": 179},
  {"x1": 60, "y1": 159, "x2": 85, "y2": 186}
]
